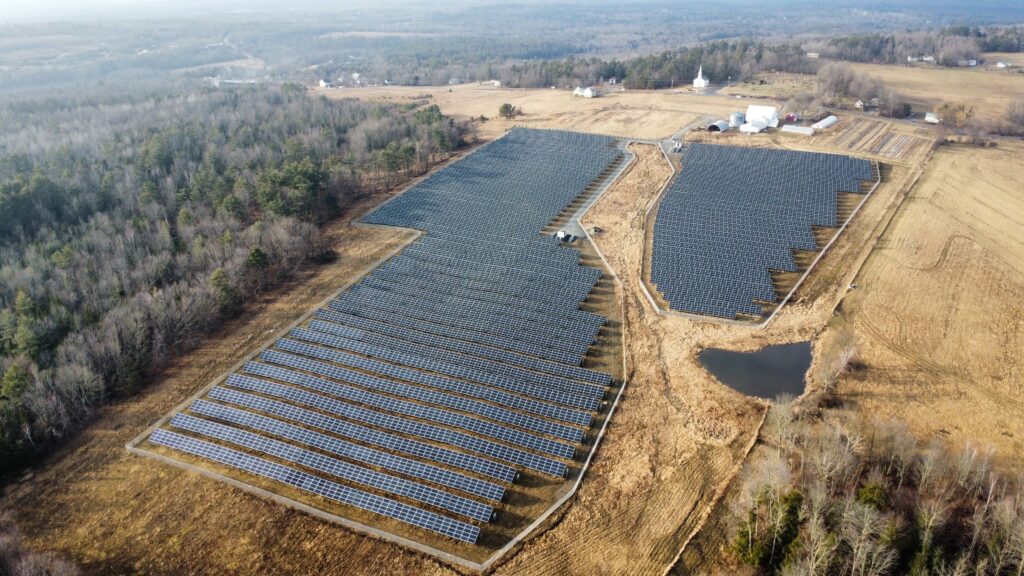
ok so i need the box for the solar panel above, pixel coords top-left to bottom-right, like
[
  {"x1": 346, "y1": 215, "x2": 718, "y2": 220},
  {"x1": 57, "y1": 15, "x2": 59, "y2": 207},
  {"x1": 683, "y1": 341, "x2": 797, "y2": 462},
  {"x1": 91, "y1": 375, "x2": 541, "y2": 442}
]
[
  {"x1": 189, "y1": 399, "x2": 505, "y2": 501},
  {"x1": 149, "y1": 429, "x2": 481, "y2": 543},
  {"x1": 143, "y1": 128, "x2": 629, "y2": 546},
  {"x1": 206, "y1": 387, "x2": 516, "y2": 482},
  {"x1": 223, "y1": 375, "x2": 570, "y2": 477},
  {"x1": 246, "y1": 354, "x2": 580, "y2": 457},
  {"x1": 170, "y1": 413, "x2": 494, "y2": 521},
  {"x1": 651, "y1": 144, "x2": 873, "y2": 319}
]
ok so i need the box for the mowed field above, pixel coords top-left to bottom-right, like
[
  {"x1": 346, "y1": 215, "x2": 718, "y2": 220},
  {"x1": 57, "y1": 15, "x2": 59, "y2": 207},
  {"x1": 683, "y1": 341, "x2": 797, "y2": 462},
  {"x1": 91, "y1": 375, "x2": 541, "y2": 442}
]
[
  {"x1": 834, "y1": 140, "x2": 1024, "y2": 460},
  {"x1": 319, "y1": 84, "x2": 742, "y2": 140}
]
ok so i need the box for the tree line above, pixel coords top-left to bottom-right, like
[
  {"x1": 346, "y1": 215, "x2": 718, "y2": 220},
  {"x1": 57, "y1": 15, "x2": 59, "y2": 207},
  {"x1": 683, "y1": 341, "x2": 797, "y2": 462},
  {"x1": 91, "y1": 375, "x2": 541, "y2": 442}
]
[
  {"x1": 727, "y1": 328, "x2": 1024, "y2": 574},
  {"x1": 802, "y1": 26, "x2": 1024, "y2": 68},
  {"x1": 0, "y1": 83, "x2": 469, "y2": 472}
]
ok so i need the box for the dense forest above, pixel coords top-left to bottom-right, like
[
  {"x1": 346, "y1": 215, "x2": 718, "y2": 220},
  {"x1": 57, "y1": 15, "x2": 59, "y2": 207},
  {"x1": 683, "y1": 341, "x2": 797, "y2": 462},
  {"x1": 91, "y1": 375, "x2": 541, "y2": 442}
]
[
  {"x1": 0, "y1": 83, "x2": 468, "y2": 471},
  {"x1": 397, "y1": 40, "x2": 816, "y2": 90}
]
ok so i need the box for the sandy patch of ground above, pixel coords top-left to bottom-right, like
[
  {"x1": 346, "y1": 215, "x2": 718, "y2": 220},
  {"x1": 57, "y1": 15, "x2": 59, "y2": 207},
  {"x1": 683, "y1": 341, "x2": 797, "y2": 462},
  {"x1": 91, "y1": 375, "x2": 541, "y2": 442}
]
[{"x1": 834, "y1": 141, "x2": 1024, "y2": 463}]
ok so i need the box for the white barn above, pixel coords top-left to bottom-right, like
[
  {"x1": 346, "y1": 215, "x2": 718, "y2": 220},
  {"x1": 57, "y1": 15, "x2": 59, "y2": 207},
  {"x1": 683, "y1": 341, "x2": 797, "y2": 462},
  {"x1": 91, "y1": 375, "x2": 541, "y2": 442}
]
[
  {"x1": 744, "y1": 105, "x2": 779, "y2": 128},
  {"x1": 693, "y1": 64, "x2": 709, "y2": 89},
  {"x1": 811, "y1": 115, "x2": 839, "y2": 129},
  {"x1": 573, "y1": 86, "x2": 598, "y2": 98}
]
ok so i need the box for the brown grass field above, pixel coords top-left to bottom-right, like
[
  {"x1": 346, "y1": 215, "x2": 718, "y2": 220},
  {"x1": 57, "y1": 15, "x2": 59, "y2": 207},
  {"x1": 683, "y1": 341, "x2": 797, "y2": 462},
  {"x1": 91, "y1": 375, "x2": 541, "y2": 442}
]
[
  {"x1": 833, "y1": 140, "x2": 1024, "y2": 462},
  {"x1": 720, "y1": 62, "x2": 1024, "y2": 124},
  {"x1": 320, "y1": 84, "x2": 742, "y2": 140},
  {"x1": 2, "y1": 67, "x2": 1022, "y2": 574},
  {"x1": 847, "y1": 62, "x2": 1024, "y2": 121}
]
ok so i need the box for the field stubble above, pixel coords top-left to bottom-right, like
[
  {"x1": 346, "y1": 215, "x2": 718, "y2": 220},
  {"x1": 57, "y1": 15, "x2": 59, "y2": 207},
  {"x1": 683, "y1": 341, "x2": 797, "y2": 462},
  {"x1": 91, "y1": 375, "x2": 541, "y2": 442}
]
[{"x1": 835, "y1": 141, "x2": 1024, "y2": 462}]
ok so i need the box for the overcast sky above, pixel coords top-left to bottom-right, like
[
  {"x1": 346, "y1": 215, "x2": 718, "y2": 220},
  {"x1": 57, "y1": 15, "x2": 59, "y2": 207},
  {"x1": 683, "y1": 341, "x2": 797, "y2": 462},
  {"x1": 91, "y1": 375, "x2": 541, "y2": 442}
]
[
  {"x1": 0, "y1": 0, "x2": 410, "y2": 23},
  {"x1": 0, "y1": 0, "x2": 622, "y2": 24}
]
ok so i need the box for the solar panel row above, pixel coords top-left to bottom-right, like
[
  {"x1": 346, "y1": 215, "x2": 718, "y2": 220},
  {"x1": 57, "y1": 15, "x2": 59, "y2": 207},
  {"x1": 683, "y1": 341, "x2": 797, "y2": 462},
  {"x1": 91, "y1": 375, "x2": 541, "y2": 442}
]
[
  {"x1": 283, "y1": 329, "x2": 595, "y2": 427},
  {"x1": 148, "y1": 128, "x2": 621, "y2": 545},
  {"x1": 206, "y1": 387, "x2": 517, "y2": 482},
  {"x1": 283, "y1": 329, "x2": 598, "y2": 415},
  {"x1": 249, "y1": 351, "x2": 581, "y2": 456},
  {"x1": 150, "y1": 429, "x2": 481, "y2": 543},
  {"x1": 651, "y1": 144, "x2": 873, "y2": 319},
  {"x1": 311, "y1": 309, "x2": 610, "y2": 386},
  {"x1": 170, "y1": 413, "x2": 494, "y2": 522},
  {"x1": 305, "y1": 319, "x2": 606, "y2": 399},
  {"x1": 189, "y1": 399, "x2": 505, "y2": 501},
  {"x1": 224, "y1": 373, "x2": 570, "y2": 478}
]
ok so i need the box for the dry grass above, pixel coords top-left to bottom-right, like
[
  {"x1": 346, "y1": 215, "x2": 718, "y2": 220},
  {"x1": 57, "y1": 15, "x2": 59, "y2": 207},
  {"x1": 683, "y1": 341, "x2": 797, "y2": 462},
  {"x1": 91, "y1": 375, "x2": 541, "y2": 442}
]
[
  {"x1": 985, "y1": 52, "x2": 1024, "y2": 67},
  {"x1": 834, "y1": 140, "x2": 1024, "y2": 464},
  {"x1": 847, "y1": 62, "x2": 1024, "y2": 121},
  {"x1": 718, "y1": 73, "x2": 816, "y2": 101},
  {"x1": 319, "y1": 84, "x2": 744, "y2": 140}
]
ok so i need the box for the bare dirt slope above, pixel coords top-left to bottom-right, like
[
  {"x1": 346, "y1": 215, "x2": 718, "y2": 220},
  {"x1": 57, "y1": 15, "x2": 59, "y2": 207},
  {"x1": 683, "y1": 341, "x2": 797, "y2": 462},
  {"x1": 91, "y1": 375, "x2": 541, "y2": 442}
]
[{"x1": 834, "y1": 141, "x2": 1024, "y2": 461}]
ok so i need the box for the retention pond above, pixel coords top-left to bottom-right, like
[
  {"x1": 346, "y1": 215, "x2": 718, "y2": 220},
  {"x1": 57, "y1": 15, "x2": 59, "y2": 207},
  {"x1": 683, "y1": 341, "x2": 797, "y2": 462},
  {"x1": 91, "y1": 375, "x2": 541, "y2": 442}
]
[{"x1": 698, "y1": 341, "x2": 811, "y2": 400}]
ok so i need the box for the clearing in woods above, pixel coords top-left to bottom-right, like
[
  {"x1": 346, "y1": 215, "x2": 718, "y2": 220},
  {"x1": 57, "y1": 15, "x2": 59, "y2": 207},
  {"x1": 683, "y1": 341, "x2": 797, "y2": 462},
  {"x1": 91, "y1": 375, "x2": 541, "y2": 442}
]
[
  {"x1": 5, "y1": 78, "x2": 1020, "y2": 575},
  {"x1": 320, "y1": 84, "x2": 742, "y2": 140}
]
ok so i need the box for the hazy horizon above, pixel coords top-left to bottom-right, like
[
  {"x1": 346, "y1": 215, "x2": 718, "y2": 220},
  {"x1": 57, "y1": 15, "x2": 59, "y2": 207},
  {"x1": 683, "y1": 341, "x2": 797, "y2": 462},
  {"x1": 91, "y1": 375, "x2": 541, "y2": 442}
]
[{"x1": 4, "y1": 0, "x2": 1022, "y2": 25}]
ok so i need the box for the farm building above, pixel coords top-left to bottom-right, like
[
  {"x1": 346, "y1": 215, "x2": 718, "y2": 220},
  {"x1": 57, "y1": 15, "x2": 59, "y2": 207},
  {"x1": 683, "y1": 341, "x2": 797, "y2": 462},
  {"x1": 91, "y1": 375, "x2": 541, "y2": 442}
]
[
  {"x1": 925, "y1": 112, "x2": 942, "y2": 124},
  {"x1": 573, "y1": 86, "x2": 598, "y2": 98},
  {"x1": 780, "y1": 125, "x2": 815, "y2": 136},
  {"x1": 745, "y1": 105, "x2": 779, "y2": 128},
  {"x1": 693, "y1": 65, "x2": 709, "y2": 89},
  {"x1": 812, "y1": 115, "x2": 839, "y2": 129},
  {"x1": 707, "y1": 120, "x2": 730, "y2": 132},
  {"x1": 318, "y1": 78, "x2": 333, "y2": 88},
  {"x1": 729, "y1": 112, "x2": 745, "y2": 127}
]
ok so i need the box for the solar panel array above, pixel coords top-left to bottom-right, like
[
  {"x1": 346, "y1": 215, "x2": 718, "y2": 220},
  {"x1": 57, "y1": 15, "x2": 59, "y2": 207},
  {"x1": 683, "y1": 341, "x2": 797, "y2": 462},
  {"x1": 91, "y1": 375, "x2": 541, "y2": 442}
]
[
  {"x1": 651, "y1": 144, "x2": 874, "y2": 319},
  {"x1": 145, "y1": 128, "x2": 621, "y2": 546}
]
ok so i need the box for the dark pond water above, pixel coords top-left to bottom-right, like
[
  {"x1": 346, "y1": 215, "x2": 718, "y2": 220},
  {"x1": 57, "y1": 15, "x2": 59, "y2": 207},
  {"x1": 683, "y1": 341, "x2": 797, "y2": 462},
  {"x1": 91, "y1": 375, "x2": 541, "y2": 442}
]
[{"x1": 698, "y1": 341, "x2": 811, "y2": 400}]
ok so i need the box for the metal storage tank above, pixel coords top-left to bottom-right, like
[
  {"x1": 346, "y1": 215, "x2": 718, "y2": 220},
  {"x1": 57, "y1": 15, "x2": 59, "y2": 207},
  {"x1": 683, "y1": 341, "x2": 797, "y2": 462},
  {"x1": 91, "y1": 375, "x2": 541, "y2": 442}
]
[{"x1": 729, "y1": 112, "x2": 745, "y2": 128}]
